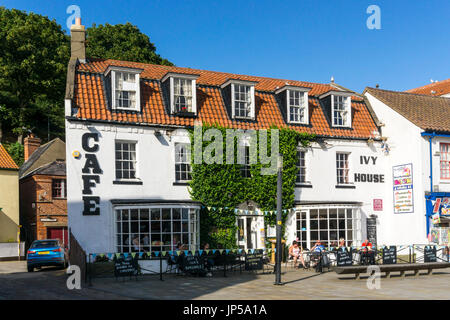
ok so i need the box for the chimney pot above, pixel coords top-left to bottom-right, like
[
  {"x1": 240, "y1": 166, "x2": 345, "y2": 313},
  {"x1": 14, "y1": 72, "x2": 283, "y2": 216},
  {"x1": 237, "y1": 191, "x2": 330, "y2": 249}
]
[
  {"x1": 24, "y1": 135, "x2": 41, "y2": 162},
  {"x1": 75, "y1": 17, "x2": 81, "y2": 26}
]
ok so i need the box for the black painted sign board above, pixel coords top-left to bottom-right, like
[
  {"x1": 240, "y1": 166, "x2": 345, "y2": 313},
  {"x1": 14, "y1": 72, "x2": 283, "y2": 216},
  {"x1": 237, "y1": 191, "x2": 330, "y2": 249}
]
[
  {"x1": 336, "y1": 248, "x2": 353, "y2": 266},
  {"x1": 114, "y1": 254, "x2": 139, "y2": 277},
  {"x1": 424, "y1": 246, "x2": 437, "y2": 263},
  {"x1": 366, "y1": 218, "x2": 377, "y2": 247},
  {"x1": 382, "y1": 246, "x2": 397, "y2": 264},
  {"x1": 181, "y1": 255, "x2": 205, "y2": 274},
  {"x1": 245, "y1": 251, "x2": 264, "y2": 270}
]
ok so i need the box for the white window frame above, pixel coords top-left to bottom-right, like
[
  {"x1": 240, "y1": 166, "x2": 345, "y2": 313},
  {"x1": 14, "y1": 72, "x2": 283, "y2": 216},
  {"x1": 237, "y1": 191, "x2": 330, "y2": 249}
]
[
  {"x1": 114, "y1": 205, "x2": 200, "y2": 253},
  {"x1": 295, "y1": 206, "x2": 359, "y2": 250},
  {"x1": 440, "y1": 143, "x2": 450, "y2": 180},
  {"x1": 296, "y1": 149, "x2": 307, "y2": 184},
  {"x1": 336, "y1": 152, "x2": 351, "y2": 185},
  {"x1": 287, "y1": 89, "x2": 309, "y2": 124},
  {"x1": 108, "y1": 68, "x2": 141, "y2": 112},
  {"x1": 175, "y1": 143, "x2": 192, "y2": 182},
  {"x1": 332, "y1": 94, "x2": 351, "y2": 127},
  {"x1": 221, "y1": 80, "x2": 257, "y2": 120},
  {"x1": 115, "y1": 140, "x2": 138, "y2": 181},
  {"x1": 162, "y1": 73, "x2": 198, "y2": 115}
]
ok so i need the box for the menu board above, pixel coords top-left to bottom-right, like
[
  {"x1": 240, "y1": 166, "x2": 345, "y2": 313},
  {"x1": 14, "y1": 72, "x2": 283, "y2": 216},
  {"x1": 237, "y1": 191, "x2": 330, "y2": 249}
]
[
  {"x1": 336, "y1": 248, "x2": 353, "y2": 266},
  {"x1": 366, "y1": 217, "x2": 377, "y2": 247},
  {"x1": 114, "y1": 254, "x2": 139, "y2": 277},
  {"x1": 424, "y1": 246, "x2": 437, "y2": 263},
  {"x1": 393, "y1": 164, "x2": 414, "y2": 213},
  {"x1": 382, "y1": 246, "x2": 397, "y2": 264},
  {"x1": 245, "y1": 251, "x2": 264, "y2": 270},
  {"x1": 180, "y1": 255, "x2": 204, "y2": 274}
]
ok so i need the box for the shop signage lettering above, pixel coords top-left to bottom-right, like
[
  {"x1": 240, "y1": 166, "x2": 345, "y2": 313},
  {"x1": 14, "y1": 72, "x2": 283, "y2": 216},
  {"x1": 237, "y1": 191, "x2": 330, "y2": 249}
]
[
  {"x1": 81, "y1": 132, "x2": 102, "y2": 216},
  {"x1": 354, "y1": 156, "x2": 384, "y2": 183},
  {"x1": 393, "y1": 163, "x2": 414, "y2": 214}
]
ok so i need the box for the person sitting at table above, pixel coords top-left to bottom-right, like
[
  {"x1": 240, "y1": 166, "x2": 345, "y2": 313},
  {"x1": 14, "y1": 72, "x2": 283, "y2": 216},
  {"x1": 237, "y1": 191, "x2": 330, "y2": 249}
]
[
  {"x1": 288, "y1": 241, "x2": 307, "y2": 269},
  {"x1": 360, "y1": 239, "x2": 375, "y2": 265},
  {"x1": 309, "y1": 240, "x2": 324, "y2": 269},
  {"x1": 338, "y1": 238, "x2": 346, "y2": 249}
]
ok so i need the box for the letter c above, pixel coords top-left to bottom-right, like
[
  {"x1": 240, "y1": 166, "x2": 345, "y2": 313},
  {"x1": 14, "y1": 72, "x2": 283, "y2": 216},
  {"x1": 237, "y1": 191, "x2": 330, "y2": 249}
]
[{"x1": 82, "y1": 133, "x2": 99, "y2": 152}]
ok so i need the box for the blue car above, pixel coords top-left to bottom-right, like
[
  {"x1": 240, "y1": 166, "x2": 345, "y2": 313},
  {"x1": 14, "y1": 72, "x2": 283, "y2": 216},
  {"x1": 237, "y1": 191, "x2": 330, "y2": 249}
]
[{"x1": 27, "y1": 239, "x2": 68, "y2": 272}]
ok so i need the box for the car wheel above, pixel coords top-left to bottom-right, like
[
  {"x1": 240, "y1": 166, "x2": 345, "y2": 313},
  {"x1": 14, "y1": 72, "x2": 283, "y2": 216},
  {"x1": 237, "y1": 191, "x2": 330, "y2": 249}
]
[{"x1": 27, "y1": 266, "x2": 33, "y2": 272}]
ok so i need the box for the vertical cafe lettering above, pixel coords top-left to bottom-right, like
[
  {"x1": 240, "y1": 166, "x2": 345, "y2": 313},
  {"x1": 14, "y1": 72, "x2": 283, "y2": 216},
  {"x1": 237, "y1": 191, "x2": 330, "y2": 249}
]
[{"x1": 81, "y1": 132, "x2": 102, "y2": 215}]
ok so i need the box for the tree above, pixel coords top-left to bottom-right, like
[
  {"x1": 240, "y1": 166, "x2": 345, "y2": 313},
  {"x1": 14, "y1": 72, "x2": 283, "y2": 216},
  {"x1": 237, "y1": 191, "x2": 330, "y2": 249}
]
[
  {"x1": 0, "y1": 7, "x2": 69, "y2": 143},
  {"x1": 86, "y1": 22, "x2": 173, "y2": 66}
]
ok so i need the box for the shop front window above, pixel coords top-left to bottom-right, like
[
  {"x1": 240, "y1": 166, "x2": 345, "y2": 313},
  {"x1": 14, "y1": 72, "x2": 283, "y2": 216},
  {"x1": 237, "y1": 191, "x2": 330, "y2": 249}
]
[
  {"x1": 296, "y1": 207, "x2": 355, "y2": 249},
  {"x1": 116, "y1": 206, "x2": 199, "y2": 253}
]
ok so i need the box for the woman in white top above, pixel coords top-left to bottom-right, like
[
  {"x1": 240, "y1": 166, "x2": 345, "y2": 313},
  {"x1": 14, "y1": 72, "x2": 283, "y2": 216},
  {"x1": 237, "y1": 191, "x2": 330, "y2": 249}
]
[{"x1": 289, "y1": 241, "x2": 307, "y2": 269}]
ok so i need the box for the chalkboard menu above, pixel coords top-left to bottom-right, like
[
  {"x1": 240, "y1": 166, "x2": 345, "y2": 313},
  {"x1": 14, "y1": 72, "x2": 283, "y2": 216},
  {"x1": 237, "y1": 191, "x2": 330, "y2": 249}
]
[
  {"x1": 336, "y1": 248, "x2": 353, "y2": 266},
  {"x1": 424, "y1": 246, "x2": 437, "y2": 263},
  {"x1": 245, "y1": 250, "x2": 264, "y2": 270},
  {"x1": 382, "y1": 246, "x2": 397, "y2": 264},
  {"x1": 366, "y1": 217, "x2": 377, "y2": 247},
  {"x1": 180, "y1": 255, "x2": 204, "y2": 274},
  {"x1": 114, "y1": 254, "x2": 139, "y2": 277}
]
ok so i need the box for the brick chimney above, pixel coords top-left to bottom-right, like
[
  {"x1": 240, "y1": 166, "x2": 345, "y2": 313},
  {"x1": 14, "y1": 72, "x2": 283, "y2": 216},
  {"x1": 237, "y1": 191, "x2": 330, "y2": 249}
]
[
  {"x1": 24, "y1": 134, "x2": 41, "y2": 161},
  {"x1": 70, "y1": 17, "x2": 86, "y2": 62}
]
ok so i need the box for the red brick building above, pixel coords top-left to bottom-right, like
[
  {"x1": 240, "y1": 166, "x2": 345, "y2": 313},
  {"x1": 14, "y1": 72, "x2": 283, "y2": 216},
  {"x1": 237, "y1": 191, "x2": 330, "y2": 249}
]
[{"x1": 19, "y1": 135, "x2": 68, "y2": 247}]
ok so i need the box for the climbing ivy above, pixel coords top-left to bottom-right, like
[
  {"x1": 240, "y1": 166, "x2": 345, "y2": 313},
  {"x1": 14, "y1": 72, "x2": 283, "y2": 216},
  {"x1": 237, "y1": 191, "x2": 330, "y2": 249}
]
[{"x1": 188, "y1": 124, "x2": 315, "y2": 248}]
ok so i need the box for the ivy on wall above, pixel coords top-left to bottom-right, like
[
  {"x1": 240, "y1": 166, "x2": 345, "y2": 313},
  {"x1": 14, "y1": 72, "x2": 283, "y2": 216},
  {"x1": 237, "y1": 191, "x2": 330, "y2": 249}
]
[{"x1": 189, "y1": 124, "x2": 315, "y2": 248}]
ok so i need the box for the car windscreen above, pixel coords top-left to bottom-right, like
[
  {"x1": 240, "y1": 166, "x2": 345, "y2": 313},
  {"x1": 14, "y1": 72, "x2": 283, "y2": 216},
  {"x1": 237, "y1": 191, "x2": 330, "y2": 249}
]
[{"x1": 31, "y1": 241, "x2": 59, "y2": 249}]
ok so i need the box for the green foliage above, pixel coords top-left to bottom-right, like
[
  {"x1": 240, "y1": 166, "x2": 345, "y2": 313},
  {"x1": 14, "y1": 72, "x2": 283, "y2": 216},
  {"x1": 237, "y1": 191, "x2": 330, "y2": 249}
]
[
  {"x1": 0, "y1": 7, "x2": 69, "y2": 142},
  {"x1": 189, "y1": 124, "x2": 315, "y2": 248},
  {"x1": 86, "y1": 23, "x2": 173, "y2": 66},
  {"x1": 4, "y1": 142, "x2": 24, "y2": 167}
]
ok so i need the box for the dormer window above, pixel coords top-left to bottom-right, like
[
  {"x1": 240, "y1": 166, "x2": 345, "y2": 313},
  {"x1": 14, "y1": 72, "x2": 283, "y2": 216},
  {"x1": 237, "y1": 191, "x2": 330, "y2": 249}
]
[
  {"x1": 318, "y1": 91, "x2": 352, "y2": 128},
  {"x1": 105, "y1": 66, "x2": 143, "y2": 112},
  {"x1": 332, "y1": 95, "x2": 351, "y2": 127},
  {"x1": 275, "y1": 85, "x2": 311, "y2": 125},
  {"x1": 221, "y1": 79, "x2": 257, "y2": 120},
  {"x1": 162, "y1": 73, "x2": 199, "y2": 116}
]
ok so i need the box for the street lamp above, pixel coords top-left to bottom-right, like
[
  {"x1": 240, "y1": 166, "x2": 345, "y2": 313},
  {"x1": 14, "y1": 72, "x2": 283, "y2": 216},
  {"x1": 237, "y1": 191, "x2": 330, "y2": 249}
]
[{"x1": 274, "y1": 154, "x2": 283, "y2": 285}]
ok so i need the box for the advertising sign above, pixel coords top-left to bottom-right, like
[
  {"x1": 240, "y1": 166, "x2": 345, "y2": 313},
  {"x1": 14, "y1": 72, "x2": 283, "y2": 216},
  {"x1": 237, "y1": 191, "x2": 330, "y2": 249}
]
[
  {"x1": 392, "y1": 164, "x2": 414, "y2": 213},
  {"x1": 373, "y1": 199, "x2": 383, "y2": 211}
]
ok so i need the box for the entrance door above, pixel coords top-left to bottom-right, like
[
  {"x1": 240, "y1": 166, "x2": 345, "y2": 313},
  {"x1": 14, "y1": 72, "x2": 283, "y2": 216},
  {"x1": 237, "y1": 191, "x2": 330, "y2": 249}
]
[
  {"x1": 47, "y1": 227, "x2": 68, "y2": 247},
  {"x1": 237, "y1": 216, "x2": 257, "y2": 250}
]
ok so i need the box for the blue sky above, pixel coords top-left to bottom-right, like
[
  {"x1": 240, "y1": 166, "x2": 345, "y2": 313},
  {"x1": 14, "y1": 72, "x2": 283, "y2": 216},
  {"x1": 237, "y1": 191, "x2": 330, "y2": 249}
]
[{"x1": 3, "y1": 0, "x2": 450, "y2": 92}]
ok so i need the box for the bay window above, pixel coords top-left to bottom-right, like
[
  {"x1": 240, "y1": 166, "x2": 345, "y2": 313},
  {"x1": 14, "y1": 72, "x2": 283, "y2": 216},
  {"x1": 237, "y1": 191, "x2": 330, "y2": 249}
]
[{"x1": 115, "y1": 206, "x2": 199, "y2": 253}]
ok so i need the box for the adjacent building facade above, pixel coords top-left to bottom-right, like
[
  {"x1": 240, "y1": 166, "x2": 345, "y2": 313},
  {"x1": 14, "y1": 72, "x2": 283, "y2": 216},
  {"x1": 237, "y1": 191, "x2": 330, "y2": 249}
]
[
  {"x1": 65, "y1": 20, "x2": 388, "y2": 256},
  {"x1": 19, "y1": 136, "x2": 68, "y2": 247},
  {"x1": 0, "y1": 144, "x2": 21, "y2": 259},
  {"x1": 364, "y1": 87, "x2": 450, "y2": 245}
]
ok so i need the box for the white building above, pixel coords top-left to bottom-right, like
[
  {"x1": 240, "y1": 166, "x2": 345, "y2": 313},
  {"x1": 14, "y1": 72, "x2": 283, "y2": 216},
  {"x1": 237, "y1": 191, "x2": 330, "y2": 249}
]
[
  {"x1": 65, "y1": 20, "x2": 389, "y2": 256},
  {"x1": 364, "y1": 87, "x2": 450, "y2": 245}
]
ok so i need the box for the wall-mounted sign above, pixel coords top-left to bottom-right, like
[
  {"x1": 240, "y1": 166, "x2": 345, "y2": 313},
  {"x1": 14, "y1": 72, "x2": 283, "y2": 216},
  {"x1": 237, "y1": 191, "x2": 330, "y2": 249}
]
[
  {"x1": 81, "y1": 132, "x2": 102, "y2": 216},
  {"x1": 40, "y1": 218, "x2": 57, "y2": 222},
  {"x1": 354, "y1": 156, "x2": 384, "y2": 183},
  {"x1": 373, "y1": 199, "x2": 383, "y2": 211},
  {"x1": 393, "y1": 164, "x2": 414, "y2": 214},
  {"x1": 434, "y1": 197, "x2": 450, "y2": 216}
]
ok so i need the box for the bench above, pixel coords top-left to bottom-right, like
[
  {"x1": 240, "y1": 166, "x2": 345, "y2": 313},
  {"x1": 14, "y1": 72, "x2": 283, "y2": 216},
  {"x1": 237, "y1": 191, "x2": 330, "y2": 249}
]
[{"x1": 334, "y1": 262, "x2": 450, "y2": 279}]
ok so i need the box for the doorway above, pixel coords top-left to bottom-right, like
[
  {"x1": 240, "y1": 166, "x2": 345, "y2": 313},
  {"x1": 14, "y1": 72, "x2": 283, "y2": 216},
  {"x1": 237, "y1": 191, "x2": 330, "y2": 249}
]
[
  {"x1": 47, "y1": 227, "x2": 68, "y2": 247},
  {"x1": 237, "y1": 216, "x2": 257, "y2": 250}
]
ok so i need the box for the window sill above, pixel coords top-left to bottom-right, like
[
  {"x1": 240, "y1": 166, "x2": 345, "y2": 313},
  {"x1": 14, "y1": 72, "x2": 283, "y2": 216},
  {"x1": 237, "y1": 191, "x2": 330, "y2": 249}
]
[
  {"x1": 113, "y1": 180, "x2": 143, "y2": 185},
  {"x1": 295, "y1": 183, "x2": 313, "y2": 188},
  {"x1": 173, "y1": 182, "x2": 190, "y2": 186},
  {"x1": 173, "y1": 111, "x2": 196, "y2": 118},
  {"x1": 112, "y1": 107, "x2": 141, "y2": 113},
  {"x1": 335, "y1": 184, "x2": 356, "y2": 189},
  {"x1": 233, "y1": 116, "x2": 255, "y2": 121}
]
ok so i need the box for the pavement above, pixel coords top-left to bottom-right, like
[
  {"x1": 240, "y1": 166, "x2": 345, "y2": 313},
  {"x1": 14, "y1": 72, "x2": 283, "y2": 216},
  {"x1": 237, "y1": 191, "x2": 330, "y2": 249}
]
[{"x1": 1, "y1": 261, "x2": 450, "y2": 300}]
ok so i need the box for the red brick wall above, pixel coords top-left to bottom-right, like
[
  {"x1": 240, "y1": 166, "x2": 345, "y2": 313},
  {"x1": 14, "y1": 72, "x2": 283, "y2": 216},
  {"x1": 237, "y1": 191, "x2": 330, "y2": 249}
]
[{"x1": 20, "y1": 174, "x2": 67, "y2": 244}]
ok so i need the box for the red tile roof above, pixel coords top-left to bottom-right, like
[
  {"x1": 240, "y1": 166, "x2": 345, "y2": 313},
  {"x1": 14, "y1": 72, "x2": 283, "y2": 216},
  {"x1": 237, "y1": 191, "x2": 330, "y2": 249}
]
[
  {"x1": 406, "y1": 79, "x2": 450, "y2": 96},
  {"x1": 72, "y1": 58, "x2": 380, "y2": 139},
  {"x1": 0, "y1": 144, "x2": 19, "y2": 170}
]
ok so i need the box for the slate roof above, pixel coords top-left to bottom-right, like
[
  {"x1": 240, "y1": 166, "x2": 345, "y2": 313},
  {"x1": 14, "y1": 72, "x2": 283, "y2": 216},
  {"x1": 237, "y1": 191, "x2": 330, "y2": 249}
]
[
  {"x1": 70, "y1": 58, "x2": 381, "y2": 139},
  {"x1": 0, "y1": 144, "x2": 19, "y2": 170},
  {"x1": 20, "y1": 161, "x2": 66, "y2": 180},
  {"x1": 365, "y1": 87, "x2": 450, "y2": 133}
]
